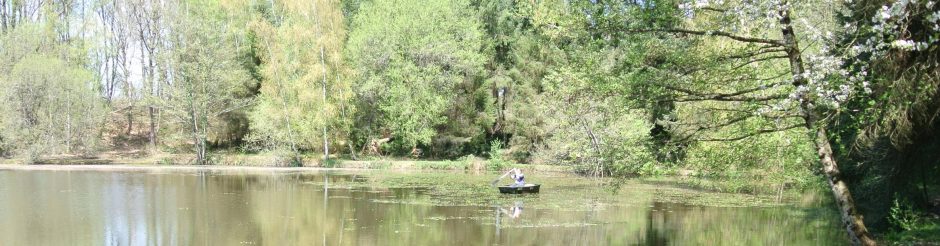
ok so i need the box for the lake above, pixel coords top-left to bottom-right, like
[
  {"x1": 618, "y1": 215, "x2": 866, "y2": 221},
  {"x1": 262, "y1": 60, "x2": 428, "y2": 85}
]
[{"x1": 0, "y1": 166, "x2": 847, "y2": 245}]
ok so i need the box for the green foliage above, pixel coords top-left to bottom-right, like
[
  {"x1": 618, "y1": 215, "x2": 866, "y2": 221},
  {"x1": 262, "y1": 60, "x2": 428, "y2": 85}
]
[
  {"x1": 346, "y1": 0, "x2": 484, "y2": 149},
  {"x1": 682, "y1": 130, "x2": 818, "y2": 192},
  {"x1": 826, "y1": 0, "x2": 940, "y2": 232},
  {"x1": 486, "y1": 140, "x2": 510, "y2": 171},
  {"x1": 534, "y1": 70, "x2": 658, "y2": 176},
  {"x1": 471, "y1": 0, "x2": 571, "y2": 161},
  {"x1": 882, "y1": 196, "x2": 940, "y2": 244},
  {"x1": 322, "y1": 158, "x2": 341, "y2": 168},
  {"x1": 267, "y1": 149, "x2": 303, "y2": 167},
  {"x1": 416, "y1": 160, "x2": 469, "y2": 170},
  {"x1": 882, "y1": 218, "x2": 940, "y2": 245},
  {"x1": 457, "y1": 154, "x2": 478, "y2": 166},
  {"x1": 6, "y1": 1, "x2": 939, "y2": 243},
  {"x1": 889, "y1": 197, "x2": 920, "y2": 232},
  {"x1": 161, "y1": 3, "x2": 253, "y2": 165},
  {"x1": 246, "y1": 0, "x2": 353, "y2": 154},
  {"x1": 0, "y1": 25, "x2": 107, "y2": 159},
  {"x1": 158, "y1": 157, "x2": 174, "y2": 166}
]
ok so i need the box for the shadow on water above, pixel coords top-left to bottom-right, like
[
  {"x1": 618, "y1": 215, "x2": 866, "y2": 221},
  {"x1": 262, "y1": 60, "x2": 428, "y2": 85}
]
[{"x1": 0, "y1": 169, "x2": 847, "y2": 245}]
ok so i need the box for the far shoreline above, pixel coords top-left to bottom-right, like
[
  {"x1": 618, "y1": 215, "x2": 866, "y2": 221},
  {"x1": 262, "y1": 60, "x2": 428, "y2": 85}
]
[
  {"x1": 0, "y1": 164, "x2": 378, "y2": 172},
  {"x1": 0, "y1": 155, "x2": 572, "y2": 174}
]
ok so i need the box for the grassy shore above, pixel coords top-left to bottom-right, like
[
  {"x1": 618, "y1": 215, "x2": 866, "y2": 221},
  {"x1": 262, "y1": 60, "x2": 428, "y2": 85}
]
[{"x1": 0, "y1": 152, "x2": 571, "y2": 173}]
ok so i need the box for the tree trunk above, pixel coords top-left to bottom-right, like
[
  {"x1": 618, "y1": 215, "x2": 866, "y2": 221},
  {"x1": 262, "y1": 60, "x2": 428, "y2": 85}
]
[
  {"x1": 312, "y1": 1, "x2": 330, "y2": 161},
  {"x1": 578, "y1": 118, "x2": 603, "y2": 177},
  {"x1": 347, "y1": 141, "x2": 357, "y2": 160},
  {"x1": 1, "y1": 0, "x2": 8, "y2": 33},
  {"x1": 320, "y1": 46, "x2": 330, "y2": 161},
  {"x1": 778, "y1": 3, "x2": 875, "y2": 245},
  {"x1": 187, "y1": 87, "x2": 204, "y2": 165},
  {"x1": 66, "y1": 89, "x2": 72, "y2": 153},
  {"x1": 811, "y1": 125, "x2": 877, "y2": 246},
  {"x1": 148, "y1": 106, "x2": 156, "y2": 148}
]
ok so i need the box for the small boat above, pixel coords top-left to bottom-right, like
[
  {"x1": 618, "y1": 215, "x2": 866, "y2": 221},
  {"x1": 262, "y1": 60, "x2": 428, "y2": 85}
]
[{"x1": 498, "y1": 184, "x2": 540, "y2": 194}]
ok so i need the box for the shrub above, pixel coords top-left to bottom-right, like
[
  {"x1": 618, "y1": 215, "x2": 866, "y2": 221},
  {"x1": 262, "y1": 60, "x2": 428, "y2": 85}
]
[
  {"x1": 889, "y1": 196, "x2": 920, "y2": 232},
  {"x1": 270, "y1": 149, "x2": 302, "y2": 167},
  {"x1": 321, "y1": 158, "x2": 340, "y2": 168},
  {"x1": 487, "y1": 141, "x2": 511, "y2": 171}
]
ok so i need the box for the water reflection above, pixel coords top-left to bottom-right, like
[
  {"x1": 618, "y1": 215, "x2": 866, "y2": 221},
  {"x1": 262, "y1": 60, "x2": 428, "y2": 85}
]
[
  {"x1": 495, "y1": 201, "x2": 524, "y2": 238},
  {"x1": 0, "y1": 169, "x2": 846, "y2": 245}
]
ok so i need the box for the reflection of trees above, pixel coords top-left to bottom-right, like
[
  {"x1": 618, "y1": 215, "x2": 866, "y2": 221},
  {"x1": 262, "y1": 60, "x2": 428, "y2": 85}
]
[
  {"x1": 0, "y1": 170, "x2": 106, "y2": 245},
  {"x1": 632, "y1": 202, "x2": 845, "y2": 245},
  {"x1": 0, "y1": 170, "x2": 846, "y2": 245}
]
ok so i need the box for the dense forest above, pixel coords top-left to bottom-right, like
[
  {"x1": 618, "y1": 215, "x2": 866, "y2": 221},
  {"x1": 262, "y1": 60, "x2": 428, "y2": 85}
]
[{"x1": 0, "y1": 0, "x2": 937, "y2": 244}]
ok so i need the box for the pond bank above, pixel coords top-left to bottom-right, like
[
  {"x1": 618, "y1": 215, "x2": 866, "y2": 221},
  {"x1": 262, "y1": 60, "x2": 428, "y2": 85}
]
[
  {"x1": 0, "y1": 153, "x2": 571, "y2": 172},
  {"x1": 0, "y1": 154, "x2": 813, "y2": 199}
]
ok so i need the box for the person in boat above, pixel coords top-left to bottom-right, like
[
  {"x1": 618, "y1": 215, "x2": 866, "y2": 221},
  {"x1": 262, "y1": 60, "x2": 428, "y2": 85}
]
[
  {"x1": 491, "y1": 167, "x2": 526, "y2": 187},
  {"x1": 509, "y1": 168, "x2": 525, "y2": 187}
]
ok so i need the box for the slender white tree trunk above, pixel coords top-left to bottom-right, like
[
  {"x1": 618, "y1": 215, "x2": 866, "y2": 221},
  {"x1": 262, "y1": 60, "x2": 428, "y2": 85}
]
[
  {"x1": 778, "y1": 3, "x2": 875, "y2": 245},
  {"x1": 319, "y1": 46, "x2": 329, "y2": 161},
  {"x1": 312, "y1": 0, "x2": 330, "y2": 161}
]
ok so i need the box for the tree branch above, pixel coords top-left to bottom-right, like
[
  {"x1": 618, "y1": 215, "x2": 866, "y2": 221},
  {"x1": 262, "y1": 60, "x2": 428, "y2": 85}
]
[
  {"x1": 659, "y1": 82, "x2": 788, "y2": 103},
  {"x1": 673, "y1": 113, "x2": 801, "y2": 142},
  {"x1": 719, "y1": 48, "x2": 788, "y2": 61},
  {"x1": 671, "y1": 93, "x2": 788, "y2": 103},
  {"x1": 730, "y1": 55, "x2": 789, "y2": 70},
  {"x1": 695, "y1": 124, "x2": 803, "y2": 142},
  {"x1": 627, "y1": 28, "x2": 785, "y2": 46},
  {"x1": 700, "y1": 7, "x2": 727, "y2": 13}
]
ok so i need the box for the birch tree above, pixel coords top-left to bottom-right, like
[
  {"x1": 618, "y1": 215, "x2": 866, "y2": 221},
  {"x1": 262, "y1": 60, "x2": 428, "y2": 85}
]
[{"x1": 247, "y1": 0, "x2": 352, "y2": 159}]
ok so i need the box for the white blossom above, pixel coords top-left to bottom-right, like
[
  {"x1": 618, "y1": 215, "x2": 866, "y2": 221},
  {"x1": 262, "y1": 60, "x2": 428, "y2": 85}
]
[{"x1": 891, "y1": 39, "x2": 916, "y2": 50}]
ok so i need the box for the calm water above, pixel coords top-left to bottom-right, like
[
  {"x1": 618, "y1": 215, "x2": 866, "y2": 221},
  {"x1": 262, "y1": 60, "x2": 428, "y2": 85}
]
[{"x1": 0, "y1": 167, "x2": 847, "y2": 245}]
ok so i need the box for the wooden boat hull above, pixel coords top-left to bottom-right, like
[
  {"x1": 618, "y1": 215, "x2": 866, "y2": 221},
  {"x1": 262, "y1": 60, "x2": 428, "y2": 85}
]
[{"x1": 498, "y1": 184, "x2": 540, "y2": 194}]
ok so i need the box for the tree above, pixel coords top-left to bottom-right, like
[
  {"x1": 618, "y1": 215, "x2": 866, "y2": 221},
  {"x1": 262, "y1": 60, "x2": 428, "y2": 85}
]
[
  {"x1": 0, "y1": 12, "x2": 107, "y2": 160},
  {"x1": 826, "y1": 0, "x2": 940, "y2": 231},
  {"x1": 161, "y1": 1, "x2": 252, "y2": 164},
  {"x1": 128, "y1": 0, "x2": 171, "y2": 149},
  {"x1": 607, "y1": 0, "x2": 894, "y2": 243},
  {"x1": 0, "y1": 53, "x2": 105, "y2": 160},
  {"x1": 346, "y1": 0, "x2": 484, "y2": 152},
  {"x1": 247, "y1": 0, "x2": 352, "y2": 160},
  {"x1": 535, "y1": 65, "x2": 657, "y2": 176}
]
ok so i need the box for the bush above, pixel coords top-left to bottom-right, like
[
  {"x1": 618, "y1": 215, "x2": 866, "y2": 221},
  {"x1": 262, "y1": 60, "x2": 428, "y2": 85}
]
[
  {"x1": 321, "y1": 158, "x2": 340, "y2": 168},
  {"x1": 883, "y1": 198, "x2": 940, "y2": 244},
  {"x1": 889, "y1": 197, "x2": 921, "y2": 232},
  {"x1": 270, "y1": 150, "x2": 302, "y2": 167},
  {"x1": 487, "y1": 141, "x2": 511, "y2": 171},
  {"x1": 0, "y1": 54, "x2": 106, "y2": 159}
]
